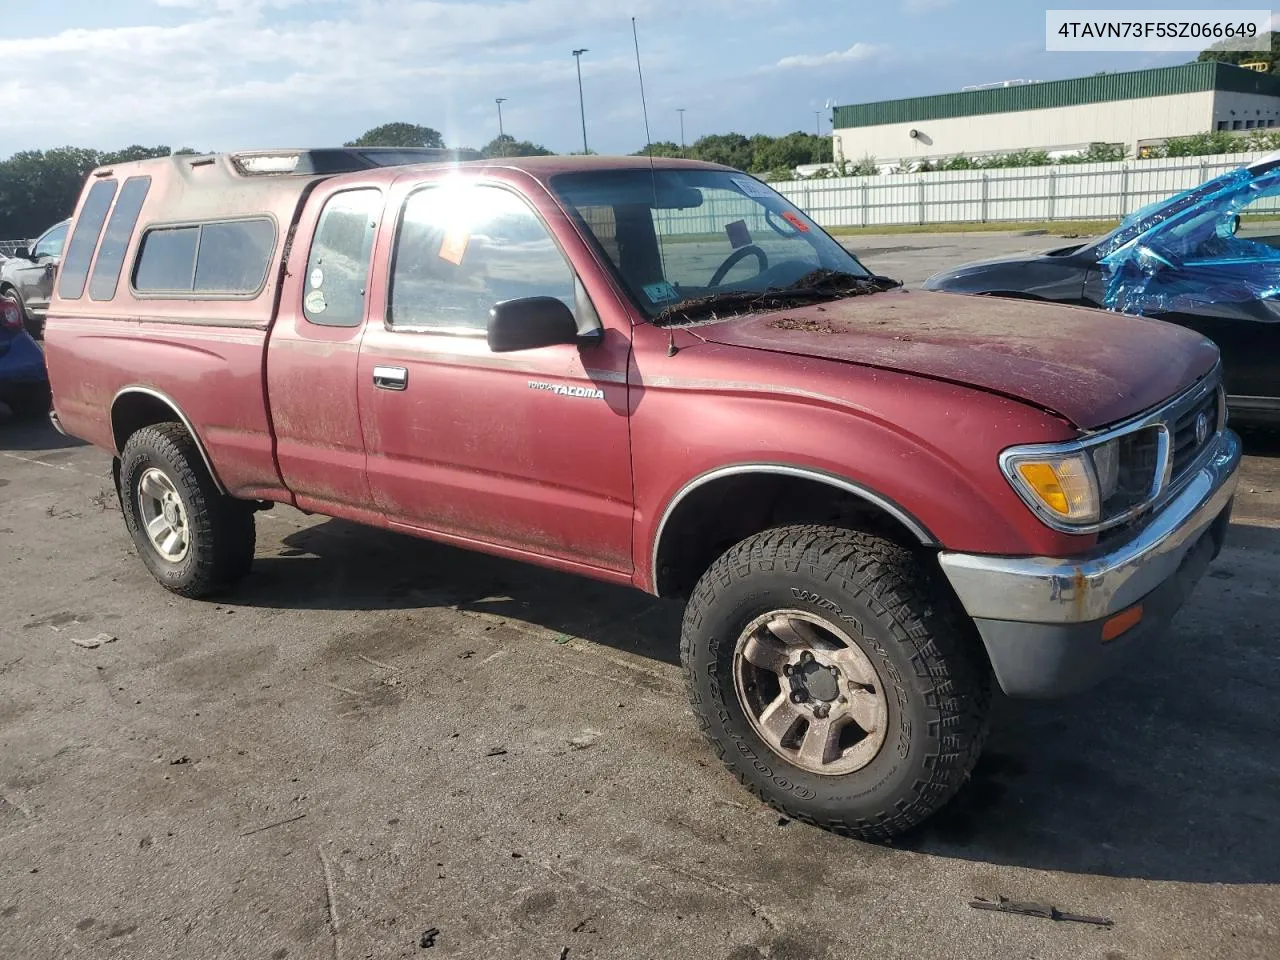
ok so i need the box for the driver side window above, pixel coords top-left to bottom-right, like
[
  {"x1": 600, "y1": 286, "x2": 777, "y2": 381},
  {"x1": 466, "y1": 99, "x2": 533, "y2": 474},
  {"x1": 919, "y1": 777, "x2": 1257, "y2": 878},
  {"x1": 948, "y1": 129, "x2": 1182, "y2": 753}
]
[
  {"x1": 33, "y1": 223, "x2": 68, "y2": 260},
  {"x1": 389, "y1": 184, "x2": 576, "y2": 332}
]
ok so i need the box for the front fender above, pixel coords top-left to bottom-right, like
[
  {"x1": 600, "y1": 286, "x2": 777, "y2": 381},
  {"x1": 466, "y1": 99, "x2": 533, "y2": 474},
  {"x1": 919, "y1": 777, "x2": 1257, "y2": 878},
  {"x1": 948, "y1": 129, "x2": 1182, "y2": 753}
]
[{"x1": 629, "y1": 327, "x2": 1089, "y2": 592}]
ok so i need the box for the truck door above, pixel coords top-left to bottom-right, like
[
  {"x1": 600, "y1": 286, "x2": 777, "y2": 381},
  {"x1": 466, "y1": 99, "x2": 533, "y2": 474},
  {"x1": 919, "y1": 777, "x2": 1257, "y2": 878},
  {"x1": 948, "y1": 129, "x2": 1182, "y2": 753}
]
[
  {"x1": 357, "y1": 180, "x2": 634, "y2": 575},
  {"x1": 266, "y1": 182, "x2": 384, "y2": 514}
]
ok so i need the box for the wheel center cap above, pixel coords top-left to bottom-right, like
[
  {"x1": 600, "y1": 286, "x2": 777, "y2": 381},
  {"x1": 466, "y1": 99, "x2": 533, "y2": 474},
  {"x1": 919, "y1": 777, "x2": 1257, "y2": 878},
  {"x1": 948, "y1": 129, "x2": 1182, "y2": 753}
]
[
  {"x1": 162, "y1": 499, "x2": 179, "y2": 524},
  {"x1": 797, "y1": 660, "x2": 840, "y2": 702}
]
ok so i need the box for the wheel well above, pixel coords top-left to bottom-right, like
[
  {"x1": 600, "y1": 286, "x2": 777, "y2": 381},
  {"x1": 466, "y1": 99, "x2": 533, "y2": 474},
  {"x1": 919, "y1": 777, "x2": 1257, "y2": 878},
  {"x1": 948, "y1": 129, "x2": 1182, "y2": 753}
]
[
  {"x1": 110, "y1": 390, "x2": 226, "y2": 494},
  {"x1": 111, "y1": 392, "x2": 183, "y2": 453},
  {"x1": 652, "y1": 471, "x2": 934, "y2": 599}
]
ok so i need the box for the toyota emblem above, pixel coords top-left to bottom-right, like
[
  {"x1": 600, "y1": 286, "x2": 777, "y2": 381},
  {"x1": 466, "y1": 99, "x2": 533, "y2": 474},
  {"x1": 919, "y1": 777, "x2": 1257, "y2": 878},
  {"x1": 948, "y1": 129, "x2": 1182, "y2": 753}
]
[{"x1": 1194, "y1": 411, "x2": 1210, "y2": 446}]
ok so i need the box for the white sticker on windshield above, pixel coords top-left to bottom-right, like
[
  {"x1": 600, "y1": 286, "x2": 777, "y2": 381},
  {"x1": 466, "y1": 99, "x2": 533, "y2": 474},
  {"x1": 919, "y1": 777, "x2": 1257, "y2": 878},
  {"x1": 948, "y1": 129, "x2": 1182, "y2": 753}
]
[
  {"x1": 730, "y1": 175, "x2": 772, "y2": 198},
  {"x1": 643, "y1": 281, "x2": 679, "y2": 303},
  {"x1": 309, "y1": 267, "x2": 324, "y2": 288}
]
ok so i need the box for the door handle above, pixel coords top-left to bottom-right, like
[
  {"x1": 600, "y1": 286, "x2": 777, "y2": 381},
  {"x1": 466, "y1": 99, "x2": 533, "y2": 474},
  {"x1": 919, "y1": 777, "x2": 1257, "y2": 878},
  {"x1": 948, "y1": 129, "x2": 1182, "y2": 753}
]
[{"x1": 373, "y1": 365, "x2": 408, "y2": 390}]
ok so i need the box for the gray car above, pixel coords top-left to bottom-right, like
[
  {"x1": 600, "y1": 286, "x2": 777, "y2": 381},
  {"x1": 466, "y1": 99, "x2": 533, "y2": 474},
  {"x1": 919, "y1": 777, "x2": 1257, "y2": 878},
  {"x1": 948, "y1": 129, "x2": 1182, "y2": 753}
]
[{"x1": 0, "y1": 219, "x2": 70, "y2": 339}]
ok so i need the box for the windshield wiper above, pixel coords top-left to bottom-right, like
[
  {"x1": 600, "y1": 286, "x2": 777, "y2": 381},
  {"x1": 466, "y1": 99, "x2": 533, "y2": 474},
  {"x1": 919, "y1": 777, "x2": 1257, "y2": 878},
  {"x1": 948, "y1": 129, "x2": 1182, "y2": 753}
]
[
  {"x1": 779, "y1": 268, "x2": 902, "y2": 295},
  {"x1": 655, "y1": 269, "x2": 903, "y2": 325},
  {"x1": 655, "y1": 287, "x2": 836, "y2": 325}
]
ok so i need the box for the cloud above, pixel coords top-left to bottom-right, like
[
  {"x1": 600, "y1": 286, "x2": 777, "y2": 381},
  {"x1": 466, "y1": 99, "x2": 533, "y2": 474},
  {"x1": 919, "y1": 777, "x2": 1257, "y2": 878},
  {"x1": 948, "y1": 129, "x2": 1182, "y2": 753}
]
[
  {"x1": 9, "y1": 0, "x2": 914, "y2": 156},
  {"x1": 773, "y1": 42, "x2": 879, "y2": 70},
  {"x1": 0, "y1": 1, "x2": 702, "y2": 151}
]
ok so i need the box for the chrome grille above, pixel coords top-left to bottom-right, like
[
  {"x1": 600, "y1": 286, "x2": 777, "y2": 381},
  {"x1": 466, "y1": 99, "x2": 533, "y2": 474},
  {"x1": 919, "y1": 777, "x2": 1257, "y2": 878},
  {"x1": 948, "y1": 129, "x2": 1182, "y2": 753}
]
[{"x1": 1169, "y1": 387, "x2": 1220, "y2": 481}]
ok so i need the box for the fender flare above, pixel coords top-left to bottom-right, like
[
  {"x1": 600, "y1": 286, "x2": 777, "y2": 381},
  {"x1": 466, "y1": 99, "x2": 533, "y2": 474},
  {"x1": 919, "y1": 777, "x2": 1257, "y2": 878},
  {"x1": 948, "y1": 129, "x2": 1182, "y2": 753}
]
[
  {"x1": 110, "y1": 385, "x2": 227, "y2": 494},
  {"x1": 649, "y1": 462, "x2": 938, "y2": 589}
]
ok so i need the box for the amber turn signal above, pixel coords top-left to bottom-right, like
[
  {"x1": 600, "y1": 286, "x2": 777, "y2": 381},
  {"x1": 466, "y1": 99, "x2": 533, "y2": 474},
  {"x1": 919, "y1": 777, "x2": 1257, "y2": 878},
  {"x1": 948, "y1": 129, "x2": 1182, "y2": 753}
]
[{"x1": 1101, "y1": 604, "x2": 1143, "y2": 643}]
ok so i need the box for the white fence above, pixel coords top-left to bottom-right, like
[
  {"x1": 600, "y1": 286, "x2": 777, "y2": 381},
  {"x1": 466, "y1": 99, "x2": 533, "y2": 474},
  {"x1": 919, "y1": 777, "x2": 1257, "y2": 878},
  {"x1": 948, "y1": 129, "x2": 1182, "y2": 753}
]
[{"x1": 769, "y1": 151, "x2": 1271, "y2": 228}]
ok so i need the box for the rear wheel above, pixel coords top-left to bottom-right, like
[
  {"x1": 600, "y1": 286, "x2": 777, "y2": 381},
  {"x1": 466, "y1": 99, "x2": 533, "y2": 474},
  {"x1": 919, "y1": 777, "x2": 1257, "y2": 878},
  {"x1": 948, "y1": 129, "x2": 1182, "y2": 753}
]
[
  {"x1": 681, "y1": 524, "x2": 991, "y2": 840},
  {"x1": 119, "y1": 423, "x2": 255, "y2": 598}
]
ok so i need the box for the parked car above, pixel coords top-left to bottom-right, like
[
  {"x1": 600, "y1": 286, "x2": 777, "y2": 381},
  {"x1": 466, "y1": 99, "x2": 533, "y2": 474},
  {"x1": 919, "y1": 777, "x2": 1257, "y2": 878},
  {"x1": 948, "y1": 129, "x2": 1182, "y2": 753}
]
[
  {"x1": 923, "y1": 151, "x2": 1280, "y2": 422},
  {"x1": 0, "y1": 295, "x2": 49, "y2": 415},
  {"x1": 0, "y1": 218, "x2": 71, "y2": 339},
  {"x1": 44, "y1": 149, "x2": 1239, "y2": 839}
]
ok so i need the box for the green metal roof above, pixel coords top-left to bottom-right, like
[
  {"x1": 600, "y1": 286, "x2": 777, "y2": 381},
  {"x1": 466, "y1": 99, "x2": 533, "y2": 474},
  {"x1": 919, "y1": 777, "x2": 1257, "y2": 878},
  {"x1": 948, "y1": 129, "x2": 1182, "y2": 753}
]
[{"x1": 833, "y1": 62, "x2": 1280, "y2": 129}]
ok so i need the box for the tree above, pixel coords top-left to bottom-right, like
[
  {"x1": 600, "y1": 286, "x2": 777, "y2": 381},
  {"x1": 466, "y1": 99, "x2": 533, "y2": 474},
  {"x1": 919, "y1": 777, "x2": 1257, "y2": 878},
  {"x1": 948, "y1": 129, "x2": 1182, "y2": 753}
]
[
  {"x1": 0, "y1": 147, "x2": 102, "y2": 238},
  {"x1": 480, "y1": 134, "x2": 552, "y2": 158},
  {"x1": 748, "y1": 131, "x2": 832, "y2": 173},
  {"x1": 632, "y1": 141, "x2": 684, "y2": 158},
  {"x1": 1198, "y1": 33, "x2": 1279, "y2": 73},
  {"x1": 689, "y1": 133, "x2": 753, "y2": 171},
  {"x1": 0, "y1": 144, "x2": 202, "y2": 238},
  {"x1": 99, "y1": 145, "x2": 174, "y2": 165},
  {"x1": 631, "y1": 132, "x2": 832, "y2": 174},
  {"x1": 344, "y1": 122, "x2": 445, "y2": 149}
]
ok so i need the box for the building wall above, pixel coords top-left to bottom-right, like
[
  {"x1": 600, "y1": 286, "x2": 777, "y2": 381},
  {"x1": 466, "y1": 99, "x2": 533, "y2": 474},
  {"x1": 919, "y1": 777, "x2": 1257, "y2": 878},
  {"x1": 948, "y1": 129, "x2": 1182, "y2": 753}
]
[
  {"x1": 834, "y1": 91, "x2": 1217, "y2": 165},
  {"x1": 1213, "y1": 91, "x2": 1280, "y2": 133}
]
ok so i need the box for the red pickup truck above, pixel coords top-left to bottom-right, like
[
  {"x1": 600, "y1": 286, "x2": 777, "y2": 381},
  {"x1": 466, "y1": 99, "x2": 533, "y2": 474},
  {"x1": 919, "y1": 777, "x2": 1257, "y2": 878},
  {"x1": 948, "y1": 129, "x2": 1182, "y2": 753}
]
[{"x1": 45, "y1": 148, "x2": 1240, "y2": 839}]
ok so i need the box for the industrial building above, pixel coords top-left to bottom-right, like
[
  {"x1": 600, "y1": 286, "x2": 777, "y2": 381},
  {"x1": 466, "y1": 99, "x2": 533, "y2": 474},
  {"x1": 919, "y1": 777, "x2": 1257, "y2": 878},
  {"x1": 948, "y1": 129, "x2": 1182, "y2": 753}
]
[{"x1": 831, "y1": 61, "x2": 1280, "y2": 167}]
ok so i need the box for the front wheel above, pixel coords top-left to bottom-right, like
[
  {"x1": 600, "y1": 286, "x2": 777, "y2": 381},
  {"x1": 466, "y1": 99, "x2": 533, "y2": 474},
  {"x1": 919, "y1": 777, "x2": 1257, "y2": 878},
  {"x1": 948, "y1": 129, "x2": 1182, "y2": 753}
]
[
  {"x1": 119, "y1": 422, "x2": 255, "y2": 598},
  {"x1": 681, "y1": 524, "x2": 991, "y2": 840}
]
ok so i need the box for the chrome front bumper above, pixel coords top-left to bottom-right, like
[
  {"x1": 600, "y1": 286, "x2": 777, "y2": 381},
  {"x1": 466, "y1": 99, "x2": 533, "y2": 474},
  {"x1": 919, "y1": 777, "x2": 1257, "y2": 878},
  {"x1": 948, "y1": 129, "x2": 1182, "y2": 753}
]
[
  {"x1": 940, "y1": 429, "x2": 1240, "y2": 624},
  {"x1": 937, "y1": 429, "x2": 1240, "y2": 696}
]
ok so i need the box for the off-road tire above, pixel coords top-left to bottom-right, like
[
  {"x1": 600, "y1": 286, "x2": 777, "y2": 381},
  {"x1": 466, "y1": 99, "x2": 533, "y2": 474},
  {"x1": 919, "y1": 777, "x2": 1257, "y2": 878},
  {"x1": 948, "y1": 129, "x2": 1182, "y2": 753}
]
[
  {"x1": 681, "y1": 524, "x2": 992, "y2": 840},
  {"x1": 119, "y1": 422, "x2": 255, "y2": 598}
]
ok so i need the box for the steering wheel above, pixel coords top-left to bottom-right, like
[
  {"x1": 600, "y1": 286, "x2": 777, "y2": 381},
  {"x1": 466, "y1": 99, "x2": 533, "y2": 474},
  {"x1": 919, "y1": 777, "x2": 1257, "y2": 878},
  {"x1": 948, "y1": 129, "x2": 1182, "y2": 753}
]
[{"x1": 709, "y1": 245, "x2": 768, "y2": 288}]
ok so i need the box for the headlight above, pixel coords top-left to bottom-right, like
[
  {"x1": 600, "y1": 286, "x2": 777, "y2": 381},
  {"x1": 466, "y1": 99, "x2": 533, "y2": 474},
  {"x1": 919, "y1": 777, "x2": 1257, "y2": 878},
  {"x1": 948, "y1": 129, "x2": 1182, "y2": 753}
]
[
  {"x1": 1004, "y1": 451, "x2": 1099, "y2": 524},
  {"x1": 1001, "y1": 426, "x2": 1166, "y2": 532}
]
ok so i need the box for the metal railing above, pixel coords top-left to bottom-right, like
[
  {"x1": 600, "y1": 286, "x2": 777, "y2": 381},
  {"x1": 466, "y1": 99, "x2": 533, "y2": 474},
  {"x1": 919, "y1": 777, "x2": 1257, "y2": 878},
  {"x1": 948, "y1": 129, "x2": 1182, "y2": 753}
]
[{"x1": 0, "y1": 239, "x2": 27, "y2": 257}]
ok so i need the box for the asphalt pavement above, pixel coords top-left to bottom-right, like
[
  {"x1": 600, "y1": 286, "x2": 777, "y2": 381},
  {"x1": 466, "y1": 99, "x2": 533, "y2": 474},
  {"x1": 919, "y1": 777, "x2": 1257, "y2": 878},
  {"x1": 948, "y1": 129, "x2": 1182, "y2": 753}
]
[{"x1": 2, "y1": 232, "x2": 1278, "y2": 960}]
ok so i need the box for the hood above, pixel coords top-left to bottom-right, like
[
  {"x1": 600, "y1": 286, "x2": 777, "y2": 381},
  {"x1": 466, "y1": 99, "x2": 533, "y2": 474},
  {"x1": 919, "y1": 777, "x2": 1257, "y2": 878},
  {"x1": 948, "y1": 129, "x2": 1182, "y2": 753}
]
[
  {"x1": 921, "y1": 250, "x2": 1053, "y2": 289},
  {"x1": 687, "y1": 288, "x2": 1218, "y2": 429}
]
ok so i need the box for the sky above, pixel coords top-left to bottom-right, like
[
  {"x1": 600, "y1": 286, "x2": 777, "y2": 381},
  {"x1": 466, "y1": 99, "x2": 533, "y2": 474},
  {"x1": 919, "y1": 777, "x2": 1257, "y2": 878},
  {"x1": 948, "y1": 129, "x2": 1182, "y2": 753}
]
[{"x1": 0, "y1": 0, "x2": 1217, "y2": 157}]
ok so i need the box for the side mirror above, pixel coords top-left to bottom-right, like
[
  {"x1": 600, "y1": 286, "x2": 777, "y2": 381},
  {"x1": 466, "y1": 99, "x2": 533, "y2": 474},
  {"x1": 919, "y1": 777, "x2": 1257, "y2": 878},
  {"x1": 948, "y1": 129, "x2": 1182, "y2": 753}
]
[
  {"x1": 487, "y1": 296, "x2": 581, "y2": 353},
  {"x1": 14, "y1": 246, "x2": 30, "y2": 260}
]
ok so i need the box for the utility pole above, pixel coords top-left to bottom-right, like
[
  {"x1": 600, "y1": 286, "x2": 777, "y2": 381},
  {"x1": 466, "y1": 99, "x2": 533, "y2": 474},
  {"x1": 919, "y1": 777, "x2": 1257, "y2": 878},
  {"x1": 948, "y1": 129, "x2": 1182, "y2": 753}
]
[
  {"x1": 677, "y1": 107, "x2": 686, "y2": 156},
  {"x1": 494, "y1": 97, "x2": 507, "y2": 156},
  {"x1": 572, "y1": 49, "x2": 589, "y2": 154}
]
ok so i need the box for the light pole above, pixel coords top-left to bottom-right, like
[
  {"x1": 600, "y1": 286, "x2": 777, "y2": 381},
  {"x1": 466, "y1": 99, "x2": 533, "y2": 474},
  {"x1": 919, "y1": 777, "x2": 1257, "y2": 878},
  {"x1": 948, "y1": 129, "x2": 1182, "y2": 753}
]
[
  {"x1": 494, "y1": 97, "x2": 507, "y2": 156},
  {"x1": 814, "y1": 110, "x2": 821, "y2": 137},
  {"x1": 677, "y1": 107, "x2": 686, "y2": 156},
  {"x1": 572, "y1": 48, "x2": 589, "y2": 154}
]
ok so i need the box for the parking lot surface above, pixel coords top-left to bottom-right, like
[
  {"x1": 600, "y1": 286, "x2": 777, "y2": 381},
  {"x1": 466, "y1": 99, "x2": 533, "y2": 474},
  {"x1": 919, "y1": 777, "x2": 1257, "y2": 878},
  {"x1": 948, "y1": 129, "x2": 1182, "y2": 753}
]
[{"x1": 3, "y1": 232, "x2": 1279, "y2": 960}]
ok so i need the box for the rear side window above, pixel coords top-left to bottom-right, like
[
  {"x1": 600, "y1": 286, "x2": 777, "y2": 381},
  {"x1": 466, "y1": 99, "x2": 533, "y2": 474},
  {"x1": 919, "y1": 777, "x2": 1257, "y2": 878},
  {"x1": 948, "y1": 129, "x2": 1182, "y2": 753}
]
[
  {"x1": 193, "y1": 220, "x2": 277, "y2": 292},
  {"x1": 133, "y1": 218, "x2": 276, "y2": 296},
  {"x1": 58, "y1": 179, "x2": 118, "y2": 300},
  {"x1": 89, "y1": 176, "x2": 151, "y2": 301},
  {"x1": 134, "y1": 227, "x2": 199, "y2": 292},
  {"x1": 303, "y1": 189, "x2": 381, "y2": 327}
]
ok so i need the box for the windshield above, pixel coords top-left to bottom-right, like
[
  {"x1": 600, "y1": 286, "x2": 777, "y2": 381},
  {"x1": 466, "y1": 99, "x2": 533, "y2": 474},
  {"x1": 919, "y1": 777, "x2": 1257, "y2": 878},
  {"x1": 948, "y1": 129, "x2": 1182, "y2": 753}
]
[{"x1": 551, "y1": 169, "x2": 871, "y2": 318}]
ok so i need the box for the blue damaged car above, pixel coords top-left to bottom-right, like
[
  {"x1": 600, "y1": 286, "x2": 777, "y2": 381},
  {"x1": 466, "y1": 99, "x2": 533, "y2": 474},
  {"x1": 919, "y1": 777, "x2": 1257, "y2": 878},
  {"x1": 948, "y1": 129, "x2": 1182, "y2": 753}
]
[
  {"x1": 924, "y1": 151, "x2": 1280, "y2": 422},
  {"x1": 0, "y1": 294, "x2": 48, "y2": 416}
]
